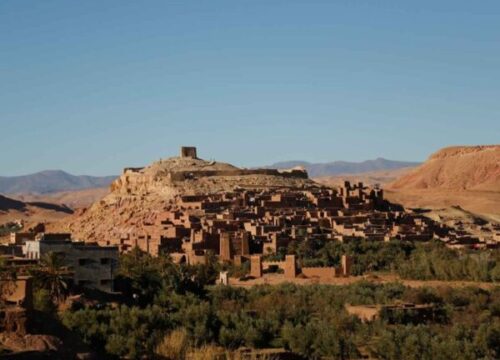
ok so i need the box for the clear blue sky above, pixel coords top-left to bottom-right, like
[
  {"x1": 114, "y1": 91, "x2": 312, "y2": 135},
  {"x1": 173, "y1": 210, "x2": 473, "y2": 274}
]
[{"x1": 1, "y1": 1, "x2": 499, "y2": 176}]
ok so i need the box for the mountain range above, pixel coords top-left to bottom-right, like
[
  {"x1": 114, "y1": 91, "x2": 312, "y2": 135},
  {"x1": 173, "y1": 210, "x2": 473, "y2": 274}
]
[
  {"x1": 267, "y1": 158, "x2": 421, "y2": 177},
  {"x1": 0, "y1": 170, "x2": 117, "y2": 194}
]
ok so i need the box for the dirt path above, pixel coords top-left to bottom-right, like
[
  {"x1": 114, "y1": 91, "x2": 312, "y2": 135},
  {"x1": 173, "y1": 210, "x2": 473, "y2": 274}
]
[{"x1": 229, "y1": 273, "x2": 498, "y2": 290}]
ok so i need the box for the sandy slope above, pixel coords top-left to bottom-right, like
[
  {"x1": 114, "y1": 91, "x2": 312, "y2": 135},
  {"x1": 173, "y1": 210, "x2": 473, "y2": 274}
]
[
  {"x1": 390, "y1": 145, "x2": 500, "y2": 191},
  {"x1": 384, "y1": 189, "x2": 500, "y2": 223},
  {"x1": 314, "y1": 167, "x2": 414, "y2": 188},
  {"x1": 385, "y1": 145, "x2": 500, "y2": 220},
  {"x1": 12, "y1": 187, "x2": 109, "y2": 209},
  {"x1": 315, "y1": 146, "x2": 499, "y2": 219},
  {"x1": 0, "y1": 194, "x2": 73, "y2": 240}
]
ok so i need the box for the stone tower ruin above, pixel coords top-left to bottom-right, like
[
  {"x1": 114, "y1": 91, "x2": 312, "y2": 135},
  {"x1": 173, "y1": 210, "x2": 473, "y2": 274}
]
[{"x1": 180, "y1": 146, "x2": 197, "y2": 159}]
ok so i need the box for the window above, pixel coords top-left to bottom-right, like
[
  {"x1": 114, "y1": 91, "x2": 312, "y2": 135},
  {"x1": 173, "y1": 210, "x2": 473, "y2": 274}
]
[
  {"x1": 100, "y1": 258, "x2": 111, "y2": 265},
  {"x1": 78, "y1": 258, "x2": 93, "y2": 266}
]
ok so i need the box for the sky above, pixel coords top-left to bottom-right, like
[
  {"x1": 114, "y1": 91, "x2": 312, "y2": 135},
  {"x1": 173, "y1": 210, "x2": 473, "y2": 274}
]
[{"x1": 1, "y1": 1, "x2": 499, "y2": 176}]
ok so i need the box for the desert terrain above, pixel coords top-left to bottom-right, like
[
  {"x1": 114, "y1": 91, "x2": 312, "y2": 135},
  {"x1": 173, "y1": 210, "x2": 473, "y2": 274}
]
[
  {"x1": 11, "y1": 187, "x2": 108, "y2": 210},
  {"x1": 317, "y1": 146, "x2": 500, "y2": 222},
  {"x1": 387, "y1": 145, "x2": 500, "y2": 222},
  {"x1": 314, "y1": 167, "x2": 414, "y2": 188}
]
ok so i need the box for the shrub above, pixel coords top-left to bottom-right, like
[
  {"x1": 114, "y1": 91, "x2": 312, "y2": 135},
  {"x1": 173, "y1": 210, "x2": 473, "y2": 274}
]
[
  {"x1": 33, "y1": 289, "x2": 55, "y2": 313},
  {"x1": 155, "y1": 328, "x2": 189, "y2": 359}
]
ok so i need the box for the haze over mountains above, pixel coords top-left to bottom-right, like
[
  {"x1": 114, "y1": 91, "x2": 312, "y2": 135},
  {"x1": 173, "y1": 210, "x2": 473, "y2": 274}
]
[
  {"x1": 268, "y1": 158, "x2": 421, "y2": 177},
  {"x1": 0, "y1": 170, "x2": 116, "y2": 194}
]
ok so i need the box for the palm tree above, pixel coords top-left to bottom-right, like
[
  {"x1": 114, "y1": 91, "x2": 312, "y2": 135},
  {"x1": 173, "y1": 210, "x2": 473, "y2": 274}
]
[{"x1": 31, "y1": 252, "x2": 71, "y2": 303}]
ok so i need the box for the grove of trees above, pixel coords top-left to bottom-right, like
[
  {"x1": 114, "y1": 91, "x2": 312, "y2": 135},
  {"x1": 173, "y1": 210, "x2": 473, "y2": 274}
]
[
  {"x1": 55, "y1": 248, "x2": 500, "y2": 359},
  {"x1": 287, "y1": 238, "x2": 500, "y2": 282},
  {"x1": 4, "y1": 240, "x2": 498, "y2": 359}
]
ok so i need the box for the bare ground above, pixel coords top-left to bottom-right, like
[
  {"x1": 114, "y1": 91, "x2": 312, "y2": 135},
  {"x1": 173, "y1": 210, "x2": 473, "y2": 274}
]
[{"x1": 229, "y1": 273, "x2": 499, "y2": 290}]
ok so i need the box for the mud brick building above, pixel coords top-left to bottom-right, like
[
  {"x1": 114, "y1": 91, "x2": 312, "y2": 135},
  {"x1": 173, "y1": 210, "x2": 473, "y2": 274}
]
[{"x1": 107, "y1": 174, "x2": 486, "y2": 268}]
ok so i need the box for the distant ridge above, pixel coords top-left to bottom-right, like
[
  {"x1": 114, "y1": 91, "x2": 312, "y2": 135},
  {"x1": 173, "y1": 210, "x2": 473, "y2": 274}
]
[
  {"x1": 0, "y1": 170, "x2": 117, "y2": 194},
  {"x1": 267, "y1": 158, "x2": 421, "y2": 177},
  {"x1": 0, "y1": 193, "x2": 73, "y2": 214},
  {"x1": 390, "y1": 145, "x2": 500, "y2": 191}
]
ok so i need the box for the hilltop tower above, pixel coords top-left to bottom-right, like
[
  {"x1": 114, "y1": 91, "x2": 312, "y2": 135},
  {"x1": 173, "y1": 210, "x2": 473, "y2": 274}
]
[{"x1": 180, "y1": 146, "x2": 197, "y2": 159}]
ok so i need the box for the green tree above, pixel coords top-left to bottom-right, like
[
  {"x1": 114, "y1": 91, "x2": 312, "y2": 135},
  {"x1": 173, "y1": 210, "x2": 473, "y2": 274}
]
[
  {"x1": 33, "y1": 288, "x2": 56, "y2": 313},
  {"x1": 31, "y1": 252, "x2": 70, "y2": 303}
]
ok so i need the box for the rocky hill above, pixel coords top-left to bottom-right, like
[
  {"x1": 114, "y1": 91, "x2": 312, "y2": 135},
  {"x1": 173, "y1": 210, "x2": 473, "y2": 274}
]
[
  {"x1": 60, "y1": 152, "x2": 317, "y2": 242},
  {"x1": 390, "y1": 145, "x2": 500, "y2": 191},
  {"x1": 386, "y1": 145, "x2": 500, "y2": 221},
  {"x1": 0, "y1": 170, "x2": 116, "y2": 194}
]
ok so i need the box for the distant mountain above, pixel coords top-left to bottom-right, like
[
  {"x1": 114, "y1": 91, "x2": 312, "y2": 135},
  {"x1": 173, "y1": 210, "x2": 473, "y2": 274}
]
[
  {"x1": 0, "y1": 170, "x2": 117, "y2": 194},
  {"x1": 267, "y1": 158, "x2": 421, "y2": 177}
]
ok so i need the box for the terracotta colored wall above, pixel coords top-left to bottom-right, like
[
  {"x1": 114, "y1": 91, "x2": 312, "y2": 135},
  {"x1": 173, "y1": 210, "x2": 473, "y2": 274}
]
[
  {"x1": 301, "y1": 267, "x2": 337, "y2": 278},
  {"x1": 219, "y1": 233, "x2": 232, "y2": 261},
  {"x1": 284, "y1": 255, "x2": 297, "y2": 279},
  {"x1": 250, "y1": 255, "x2": 262, "y2": 278}
]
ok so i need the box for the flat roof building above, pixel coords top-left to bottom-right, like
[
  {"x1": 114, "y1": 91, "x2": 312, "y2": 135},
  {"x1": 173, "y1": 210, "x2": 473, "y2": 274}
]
[{"x1": 23, "y1": 233, "x2": 118, "y2": 293}]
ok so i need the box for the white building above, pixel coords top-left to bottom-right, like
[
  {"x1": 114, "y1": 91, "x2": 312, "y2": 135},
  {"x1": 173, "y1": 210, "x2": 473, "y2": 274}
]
[{"x1": 24, "y1": 233, "x2": 118, "y2": 292}]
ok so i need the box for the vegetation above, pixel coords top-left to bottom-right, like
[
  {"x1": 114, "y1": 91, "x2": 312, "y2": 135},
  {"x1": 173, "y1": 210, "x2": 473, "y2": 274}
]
[
  {"x1": 30, "y1": 252, "x2": 71, "y2": 303},
  {"x1": 397, "y1": 241, "x2": 500, "y2": 282},
  {"x1": 32, "y1": 288, "x2": 56, "y2": 313},
  {"x1": 0, "y1": 221, "x2": 22, "y2": 237},
  {"x1": 58, "y1": 248, "x2": 500, "y2": 359},
  {"x1": 288, "y1": 238, "x2": 500, "y2": 282},
  {"x1": 3, "y1": 238, "x2": 495, "y2": 358}
]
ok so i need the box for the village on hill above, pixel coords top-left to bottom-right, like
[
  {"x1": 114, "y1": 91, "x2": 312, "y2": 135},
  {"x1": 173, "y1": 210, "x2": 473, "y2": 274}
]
[{"x1": 1, "y1": 147, "x2": 499, "y2": 358}]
